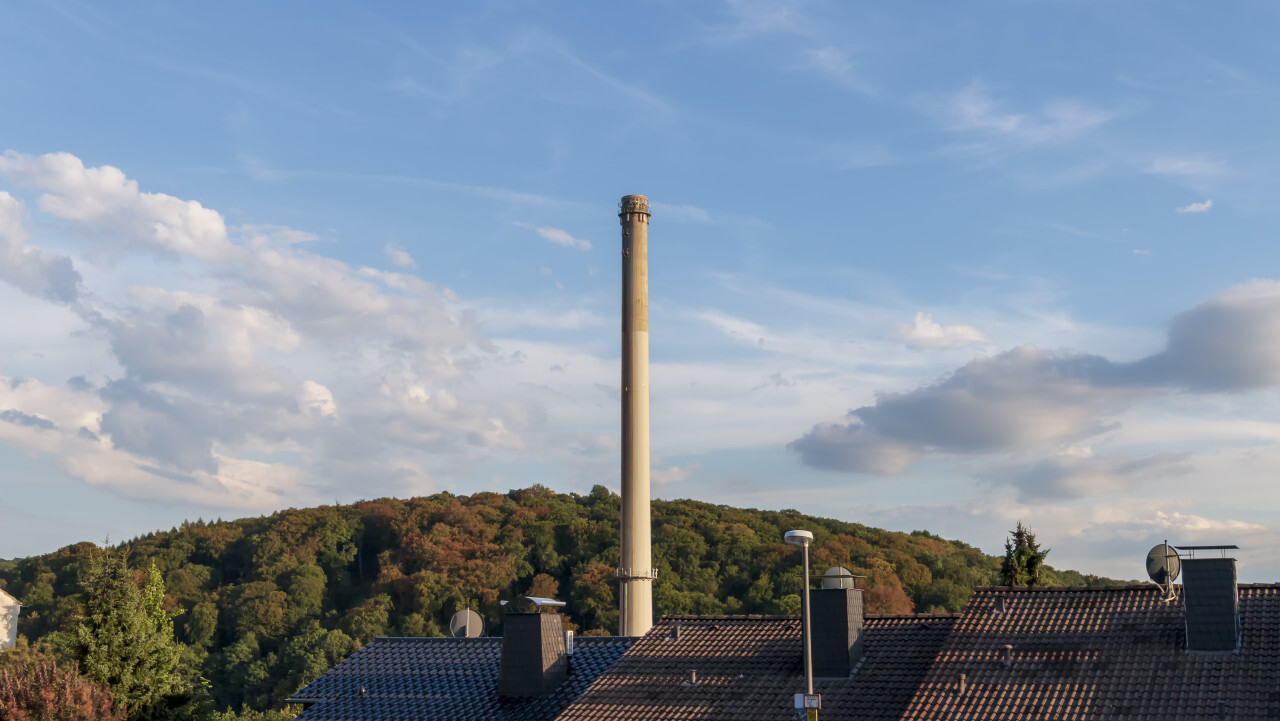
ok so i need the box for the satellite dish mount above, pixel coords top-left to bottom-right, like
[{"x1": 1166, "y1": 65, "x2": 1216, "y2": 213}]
[
  {"x1": 449, "y1": 608, "x2": 484, "y2": 638},
  {"x1": 1144, "y1": 540, "x2": 1181, "y2": 603}
]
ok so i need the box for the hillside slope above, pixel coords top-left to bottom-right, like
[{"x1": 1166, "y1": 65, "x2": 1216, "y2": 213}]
[{"x1": 0, "y1": 485, "x2": 1117, "y2": 713}]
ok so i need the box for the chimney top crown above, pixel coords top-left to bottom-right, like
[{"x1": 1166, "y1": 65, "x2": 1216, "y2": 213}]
[{"x1": 619, "y1": 195, "x2": 650, "y2": 216}]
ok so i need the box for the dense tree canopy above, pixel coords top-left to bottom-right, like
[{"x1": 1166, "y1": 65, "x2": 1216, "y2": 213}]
[
  {"x1": 0, "y1": 486, "x2": 1117, "y2": 715},
  {"x1": 73, "y1": 549, "x2": 212, "y2": 720},
  {"x1": 999, "y1": 521, "x2": 1050, "y2": 587}
]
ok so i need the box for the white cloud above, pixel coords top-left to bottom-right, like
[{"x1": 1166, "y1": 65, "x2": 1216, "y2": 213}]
[
  {"x1": 791, "y1": 345, "x2": 1143, "y2": 474},
  {"x1": 1176, "y1": 199, "x2": 1213, "y2": 214},
  {"x1": 1136, "y1": 280, "x2": 1280, "y2": 391},
  {"x1": 896, "y1": 312, "x2": 990, "y2": 350},
  {"x1": 513, "y1": 221, "x2": 591, "y2": 250},
  {"x1": 383, "y1": 242, "x2": 417, "y2": 268},
  {"x1": 0, "y1": 191, "x2": 82, "y2": 304},
  {"x1": 653, "y1": 462, "x2": 700, "y2": 486},
  {"x1": 298, "y1": 380, "x2": 337, "y2": 419},
  {"x1": 0, "y1": 151, "x2": 235, "y2": 262},
  {"x1": 793, "y1": 279, "x2": 1280, "y2": 478},
  {"x1": 0, "y1": 151, "x2": 535, "y2": 509},
  {"x1": 1133, "y1": 249, "x2": 1151, "y2": 256}
]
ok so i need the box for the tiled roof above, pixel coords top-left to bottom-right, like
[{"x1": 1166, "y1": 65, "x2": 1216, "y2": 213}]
[
  {"x1": 554, "y1": 613, "x2": 958, "y2": 721},
  {"x1": 902, "y1": 583, "x2": 1280, "y2": 720},
  {"x1": 289, "y1": 635, "x2": 634, "y2": 721}
]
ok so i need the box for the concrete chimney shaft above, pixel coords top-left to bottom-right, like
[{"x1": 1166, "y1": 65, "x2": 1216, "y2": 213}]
[{"x1": 618, "y1": 194, "x2": 655, "y2": 637}]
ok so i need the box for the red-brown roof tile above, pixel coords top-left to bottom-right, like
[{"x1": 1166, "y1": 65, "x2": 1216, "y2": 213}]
[
  {"x1": 554, "y1": 613, "x2": 958, "y2": 721},
  {"x1": 902, "y1": 584, "x2": 1280, "y2": 720}
]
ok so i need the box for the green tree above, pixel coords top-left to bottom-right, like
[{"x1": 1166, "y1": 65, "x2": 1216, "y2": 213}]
[
  {"x1": 73, "y1": 548, "x2": 210, "y2": 720},
  {"x1": 999, "y1": 522, "x2": 1049, "y2": 587}
]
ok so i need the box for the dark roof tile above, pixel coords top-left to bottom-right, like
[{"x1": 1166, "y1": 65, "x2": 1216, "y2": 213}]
[{"x1": 289, "y1": 636, "x2": 634, "y2": 721}]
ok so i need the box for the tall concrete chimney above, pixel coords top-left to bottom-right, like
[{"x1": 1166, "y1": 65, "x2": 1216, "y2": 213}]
[{"x1": 618, "y1": 194, "x2": 655, "y2": 637}]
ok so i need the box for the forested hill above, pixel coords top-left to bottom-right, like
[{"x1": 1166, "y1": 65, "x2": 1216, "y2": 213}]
[{"x1": 0, "y1": 485, "x2": 1117, "y2": 713}]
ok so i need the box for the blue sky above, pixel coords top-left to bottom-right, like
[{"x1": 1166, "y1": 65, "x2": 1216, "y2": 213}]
[{"x1": 2, "y1": 1, "x2": 1280, "y2": 581}]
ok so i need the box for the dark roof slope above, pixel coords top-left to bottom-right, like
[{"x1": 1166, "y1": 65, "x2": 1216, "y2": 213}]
[
  {"x1": 555, "y1": 613, "x2": 958, "y2": 721},
  {"x1": 902, "y1": 584, "x2": 1280, "y2": 720},
  {"x1": 289, "y1": 636, "x2": 634, "y2": 721}
]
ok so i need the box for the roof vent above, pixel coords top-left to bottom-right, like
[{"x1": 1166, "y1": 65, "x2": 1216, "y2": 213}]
[
  {"x1": 496, "y1": 597, "x2": 570, "y2": 697},
  {"x1": 1177, "y1": 545, "x2": 1240, "y2": 653}
]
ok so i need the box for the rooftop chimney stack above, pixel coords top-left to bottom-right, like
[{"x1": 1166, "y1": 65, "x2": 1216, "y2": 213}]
[
  {"x1": 1180, "y1": 546, "x2": 1240, "y2": 653},
  {"x1": 618, "y1": 195, "x2": 655, "y2": 637},
  {"x1": 497, "y1": 600, "x2": 570, "y2": 697},
  {"x1": 810, "y1": 586, "x2": 866, "y2": 678}
]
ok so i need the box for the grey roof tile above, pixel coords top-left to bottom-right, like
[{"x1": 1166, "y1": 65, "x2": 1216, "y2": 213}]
[{"x1": 289, "y1": 636, "x2": 633, "y2": 721}]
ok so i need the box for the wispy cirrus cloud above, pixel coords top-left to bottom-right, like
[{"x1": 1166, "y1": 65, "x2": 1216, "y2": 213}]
[
  {"x1": 939, "y1": 81, "x2": 1116, "y2": 148},
  {"x1": 513, "y1": 221, "x2": 592, "y2": 250}
]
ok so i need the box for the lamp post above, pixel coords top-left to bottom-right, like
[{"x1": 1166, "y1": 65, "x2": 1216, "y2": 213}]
[{"x1": 785, "y1": 529, "x2": 818, "y2": 721}]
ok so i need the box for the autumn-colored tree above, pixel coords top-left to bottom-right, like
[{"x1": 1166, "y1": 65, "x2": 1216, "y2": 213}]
[
  {"x1": 2, "y1": 486, "x2": 1116, "y2": 715},
  {"x1": 0, "y1": 659, "x2": 124, "y2": 721}
]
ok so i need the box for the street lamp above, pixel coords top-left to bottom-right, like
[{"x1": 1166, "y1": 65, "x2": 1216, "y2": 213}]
[{"x1": 785, "y1": 529, "x2": 818, "y2": 720}]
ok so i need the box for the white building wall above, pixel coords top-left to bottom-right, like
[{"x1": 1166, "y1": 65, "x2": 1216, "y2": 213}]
[{"x1": 0, "y1": 591, "x2": 19, "y2": 649}]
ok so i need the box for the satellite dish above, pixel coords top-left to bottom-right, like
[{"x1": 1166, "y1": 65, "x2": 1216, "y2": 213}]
[
  {"x1": 1146, "y1": 541, "x2": 1181, "y2": 585},
  {"x1": 821, "y1": 566, "x2": 857, "y2": 590},
  {"x1": 449, "y1": 609, "x2": 484, "y2": 638}
]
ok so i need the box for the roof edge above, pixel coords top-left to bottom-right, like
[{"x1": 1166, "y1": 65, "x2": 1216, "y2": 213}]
[
  {"x1": 659, "y1": 612, "x2": 961, "y2": 622},
  {"x1": 365, "y1": 634, "x2": 636, "y2": 641},
  {"x1": 868, "y1": 613, "x2": 961, "y2": 620},
  {"x1": 975, "y1": 584, "x2": 1155, "y2": 593}
]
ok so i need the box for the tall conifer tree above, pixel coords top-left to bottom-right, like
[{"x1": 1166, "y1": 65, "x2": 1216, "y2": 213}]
[
  {"x1": 73, "y1": 548, "x2": 210, "y2": 720},
  {"x1": 1000, "y1": 522, "x2": 1049, "y2": 587}
]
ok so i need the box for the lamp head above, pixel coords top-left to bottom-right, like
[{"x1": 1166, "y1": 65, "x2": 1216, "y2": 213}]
[{"x1": 784, "y1": 529, "x2": 814, "y2": 547}]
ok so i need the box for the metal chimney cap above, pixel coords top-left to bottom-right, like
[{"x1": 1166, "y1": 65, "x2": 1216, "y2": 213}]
[
  {"x1": 784, "y1": 529, "x2": 814, "y2": 546},
  {"x1": 500, "y1": 596, "x2": 567, "y2": 614}
]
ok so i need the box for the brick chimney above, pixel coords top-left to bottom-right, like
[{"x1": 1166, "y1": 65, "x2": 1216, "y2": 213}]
[{"x1": 497, "y1": 600, "x2": 569, "y2": 697}]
